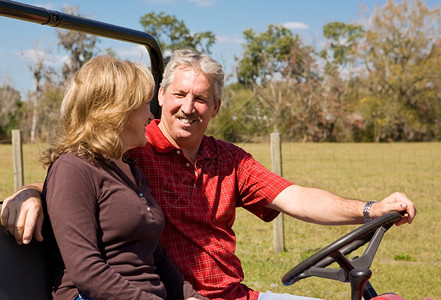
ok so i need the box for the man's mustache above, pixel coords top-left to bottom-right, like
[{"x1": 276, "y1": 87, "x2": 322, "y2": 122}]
[{"x1": 175, "y1": 112, "x2": 201, "y2": 122}]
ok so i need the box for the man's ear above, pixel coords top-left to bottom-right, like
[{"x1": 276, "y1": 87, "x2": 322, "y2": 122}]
[
  {"x1": 158, "y1": 87, "x2": 164, "y2": 107},
  {"x1": 212, "y1": 98, "x2": 222, "y2": 118}
]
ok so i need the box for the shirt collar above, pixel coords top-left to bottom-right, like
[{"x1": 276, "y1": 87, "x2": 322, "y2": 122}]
[{"x1": 147, "y1": 119, "x2": 217, "y2": 161}]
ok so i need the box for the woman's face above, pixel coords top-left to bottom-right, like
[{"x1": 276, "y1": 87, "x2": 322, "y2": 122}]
[{"x1": 120, "y1": 101, "x2": 154, "y2": 152}]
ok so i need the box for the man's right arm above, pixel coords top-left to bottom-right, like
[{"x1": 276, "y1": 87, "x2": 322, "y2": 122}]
[{"x1": 1, "y1": 183, "x2": 44, "y2": 245}]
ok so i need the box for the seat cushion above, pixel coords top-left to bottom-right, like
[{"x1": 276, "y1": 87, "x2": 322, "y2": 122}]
[{"x1": 0, "y1": 225, "x2": 52, "y2": 300}]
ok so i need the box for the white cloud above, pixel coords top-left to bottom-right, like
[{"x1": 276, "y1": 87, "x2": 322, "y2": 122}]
[
  {"x1": 116, "y1": 45, "x2": 147, "y2": 57},
  {"x1": 216, "y1": 35, "x2": 244, "y2": 44},
  {"x1": 20, "y1": 48, "x2": 67, "y2": 68},
  {"x1": 109, "y1": 45, "x2": 153, "y2": 66},
  {"x1": 282, "y1": 22, "x2": 309, "y2": 30},
  {"x1": 20, "y1": 48, "x2": 48, "y2": 62},
  {"x1": 187, "y1": 0, "x2": 216, "y2": 7}
]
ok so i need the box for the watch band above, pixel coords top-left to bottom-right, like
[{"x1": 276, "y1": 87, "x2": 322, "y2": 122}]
[{"x1": 363, "y1": 201, "x2": 376, "y2": 223}]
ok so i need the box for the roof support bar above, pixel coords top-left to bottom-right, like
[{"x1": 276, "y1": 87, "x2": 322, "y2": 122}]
[{"x1": 0, "y1": 0, "x2": 164, "y2": 117}]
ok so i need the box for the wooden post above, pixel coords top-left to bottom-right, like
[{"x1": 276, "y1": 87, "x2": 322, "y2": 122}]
[
  {"x1": 271, "y1": 132, "x2": 285, "y2": 253},
  {"x1": 12, "y1": 129, "x2": 24, "y2": 191}
]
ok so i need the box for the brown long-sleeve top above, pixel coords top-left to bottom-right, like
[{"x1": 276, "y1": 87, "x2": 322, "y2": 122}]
[{"x1": 42, "y1": 153, "x2": 203, "y2": 300}]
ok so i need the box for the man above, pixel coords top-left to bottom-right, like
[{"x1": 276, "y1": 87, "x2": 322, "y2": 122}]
[{"x1": 2, "y1": 49, "x2": 416, "y2": 300}]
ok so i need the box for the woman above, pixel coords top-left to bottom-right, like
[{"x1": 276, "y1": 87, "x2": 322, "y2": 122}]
[{"x1": 40, "y1": 55, "x2": 206, "y2": 300}]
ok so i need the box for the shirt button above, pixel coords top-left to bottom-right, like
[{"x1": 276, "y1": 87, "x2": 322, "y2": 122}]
[
  {"x1": 176, "y1": 150, "x2": 181, "y2": 155},
  {"x1": 186, "y1": 163, "x2": 191, "y2": 167}
]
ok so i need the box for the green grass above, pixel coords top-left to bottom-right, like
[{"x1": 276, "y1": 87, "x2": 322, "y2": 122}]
[
  {"x1": 1, "y1": 142, "x2": 440, "y2": 299},
  {"x1": 0, "y1": 143, "x2": 47, "y2": 200},
  {"x1": 236, "y1": 142, "x2": 441, "y2": 299}
]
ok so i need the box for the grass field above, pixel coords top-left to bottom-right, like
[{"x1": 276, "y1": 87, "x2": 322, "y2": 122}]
[{"x1": 1, "y1": 142, "x2": 440, "y2": 299}]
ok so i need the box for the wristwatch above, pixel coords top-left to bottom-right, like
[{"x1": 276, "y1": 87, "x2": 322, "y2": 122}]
[{"x1": 363, "y1": 201, "x2": 376, "y2": 223}]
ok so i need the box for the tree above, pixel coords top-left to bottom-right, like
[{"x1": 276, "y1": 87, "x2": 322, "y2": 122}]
[
  {"x1": 236, "y1": 25, "x2": 336, "y2": 141},
  {"x1": 237, "y1": 25, "x2": 303, "y2": 135},
  {"x1": 237, "y1": 25, "x2": 299, "y2": 86},
  {"x1": 319, "y1": 22, "x2": 365, "y2": 141},
  {"x1": 38, "y1": 83, "x2": 63, "y2": 142},
  {"x1": 0, "y1": 84, "x2": 21, "y2": 141},
  {"x1": 207, "y1": 83, "x2": 262, "y2": 143},
  {"x1": 320, "y1": 22, "x2": 364, "y2": 67},
  {"x1": 24, "y1": 47, "x2": 56, "y2": 143},
  {"x1": 57, "y1": 6, "x2": 98, "y2": 80},
  {"x1": 356, "y1": 0, "x2": 441, "y2": 141},
  {"x1": 139, "y1": 12, "x2": 215, "y2": 61}
]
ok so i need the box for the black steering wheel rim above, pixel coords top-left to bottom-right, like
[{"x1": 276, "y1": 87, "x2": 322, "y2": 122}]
[{"x1": 282, "y1": 211, "x2": 402, "y2": 286}]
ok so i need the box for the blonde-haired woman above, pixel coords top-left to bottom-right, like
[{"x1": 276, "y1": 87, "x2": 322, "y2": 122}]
[{"x1": 41, "y1": 55, "x2": 206, "y2": 300}]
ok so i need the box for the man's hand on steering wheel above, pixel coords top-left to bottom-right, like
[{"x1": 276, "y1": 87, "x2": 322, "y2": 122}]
[
  {"x1": 282, "y1": 212, "x2": 404, "y2": 299},
  {"x1": 372, "y1": 192, "x2": 416, "y2": 226}
]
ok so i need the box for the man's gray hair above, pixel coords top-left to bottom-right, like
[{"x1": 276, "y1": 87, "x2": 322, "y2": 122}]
[{"x1": 160, "y1": 49, "x2": 225, "y2": 102}]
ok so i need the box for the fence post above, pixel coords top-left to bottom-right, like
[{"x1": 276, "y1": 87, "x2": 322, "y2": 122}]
[
  {"x1": 12, "y1": 129, "x2": 24, "y2": 191},
  {"x1": 271, "y1": 132, "x2": 285, "y2": 253}
]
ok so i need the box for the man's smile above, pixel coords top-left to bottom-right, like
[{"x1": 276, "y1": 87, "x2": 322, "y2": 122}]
[{"x1": 176, "y1": 114, "x2": 201, "y2": 125}]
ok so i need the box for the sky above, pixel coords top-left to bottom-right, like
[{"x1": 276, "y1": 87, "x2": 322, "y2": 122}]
[{"x1": 1, "y1": 0, "x2": 440, "y2": 96}]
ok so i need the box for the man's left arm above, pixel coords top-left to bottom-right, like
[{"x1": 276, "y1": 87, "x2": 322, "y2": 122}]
[
  {"x1": 1, "y1": 183, "x2": 44, "y2": 244},
  {"x1": 266, "y1": 185, "x2": 416, "y2": 226}
]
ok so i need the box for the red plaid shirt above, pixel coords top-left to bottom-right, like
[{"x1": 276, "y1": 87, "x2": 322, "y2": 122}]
[{"x1": 129, "y1": 120, "x2": 292, "y2": 300}]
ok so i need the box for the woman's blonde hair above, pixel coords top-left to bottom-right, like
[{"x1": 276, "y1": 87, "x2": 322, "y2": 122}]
[{"x1": 41, "y1": 55, "x2": 155, "y2": 167}]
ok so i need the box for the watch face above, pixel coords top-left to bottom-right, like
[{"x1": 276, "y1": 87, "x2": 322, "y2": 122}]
[{"x1": 363, "y1": 201, "x2": 376, "y2": 222}]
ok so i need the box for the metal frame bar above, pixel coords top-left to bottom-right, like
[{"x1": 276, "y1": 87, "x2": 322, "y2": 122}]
[{"x1": 0, "y1": 0, "x2": 164, "y2": 118}]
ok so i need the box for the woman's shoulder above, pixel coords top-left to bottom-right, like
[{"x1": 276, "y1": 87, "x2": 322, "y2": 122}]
[
  {"x1": 51, "y1": 153, "x2": 97, "y2": 173},
  {"x1": 54, "y1": 152, "x2": 87, "y2": 165}
]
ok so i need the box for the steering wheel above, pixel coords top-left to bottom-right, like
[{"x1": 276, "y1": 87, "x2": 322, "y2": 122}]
[{"x1": 282, "y1": 211, "x2": 402, "y2": 300}]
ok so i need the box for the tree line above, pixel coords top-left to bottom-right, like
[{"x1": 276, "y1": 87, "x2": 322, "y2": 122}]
[{"x1": 1, "y1": 0, "x2": 440, "y2": 143}]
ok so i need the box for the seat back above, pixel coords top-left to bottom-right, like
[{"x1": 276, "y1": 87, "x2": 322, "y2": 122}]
[{"x1": 0, "y1": 224, "x2": 52, "y2": 300}]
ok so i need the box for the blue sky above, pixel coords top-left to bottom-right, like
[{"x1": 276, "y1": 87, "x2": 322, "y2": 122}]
[{"x1": 1, "y1": 0, "x2": 440, "y2": 95}]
